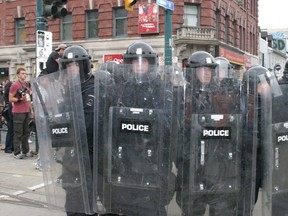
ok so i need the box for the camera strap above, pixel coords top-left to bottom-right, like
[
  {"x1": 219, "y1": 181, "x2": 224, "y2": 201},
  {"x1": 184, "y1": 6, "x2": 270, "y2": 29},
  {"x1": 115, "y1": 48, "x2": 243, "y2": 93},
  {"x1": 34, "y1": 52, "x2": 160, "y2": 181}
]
[{"x1": 18, "y1": 80, "x2": 30, "y2": 90}]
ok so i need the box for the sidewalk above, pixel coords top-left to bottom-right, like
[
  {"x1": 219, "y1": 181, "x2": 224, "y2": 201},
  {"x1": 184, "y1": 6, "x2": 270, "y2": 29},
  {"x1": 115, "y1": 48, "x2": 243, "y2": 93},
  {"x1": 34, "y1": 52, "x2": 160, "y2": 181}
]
[{"x1": 0, "y1": 132, "x2": 66, "y2": 216}]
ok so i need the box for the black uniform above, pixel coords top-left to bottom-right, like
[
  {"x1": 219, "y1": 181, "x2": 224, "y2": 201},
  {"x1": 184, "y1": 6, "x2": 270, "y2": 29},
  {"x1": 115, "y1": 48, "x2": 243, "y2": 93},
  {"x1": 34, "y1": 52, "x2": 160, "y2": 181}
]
[
  {"x1": 45, "y1": 51, "x2": 61, "y2": 74},
  {"x1": 64, "y1": 75, "x2": 96, "y2": 216}
]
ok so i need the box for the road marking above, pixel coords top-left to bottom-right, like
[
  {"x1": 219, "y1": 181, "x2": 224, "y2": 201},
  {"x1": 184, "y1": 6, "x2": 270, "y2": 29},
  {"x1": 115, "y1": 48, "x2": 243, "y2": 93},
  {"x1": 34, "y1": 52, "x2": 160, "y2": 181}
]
[
  {"x1": 0, "y1": 182, "x2": 45, "y2": 199},
  {"x1": 0, "y1": 195, "x2": 9, "y2": 199},
  {"x1": 28, "y1": 183, "x2": 45, "y2": 191},
  {"x1": 12, "y1": 174, "x2": 23, "y2": 178},
  {"x1": 13, "y1": 190, "x2": 26, "y2": 196}
]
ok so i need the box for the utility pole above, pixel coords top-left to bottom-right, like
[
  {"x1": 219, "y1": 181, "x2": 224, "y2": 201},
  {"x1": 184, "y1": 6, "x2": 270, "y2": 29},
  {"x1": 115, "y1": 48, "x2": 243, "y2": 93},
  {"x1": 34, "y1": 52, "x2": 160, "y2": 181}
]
[
  {"x1": 164, "y1": 9, "x2": 173, "y2": 66},
  {"x1": 36, "y1": 0, "x2": 48, "y2": 31},
  {"x1": 156, "y1": 0, "x2": 174, "y2": 65}
]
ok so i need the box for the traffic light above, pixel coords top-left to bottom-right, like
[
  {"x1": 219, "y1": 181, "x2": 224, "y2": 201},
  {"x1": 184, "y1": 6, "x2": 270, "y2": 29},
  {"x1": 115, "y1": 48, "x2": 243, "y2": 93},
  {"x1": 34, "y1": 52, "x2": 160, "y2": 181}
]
[
  {"x1": 43, "y1": 0, "x2": 68, "y2": 19},
  {"x1": 125, "y1": 0, "x2": 137, "y2": 12}
]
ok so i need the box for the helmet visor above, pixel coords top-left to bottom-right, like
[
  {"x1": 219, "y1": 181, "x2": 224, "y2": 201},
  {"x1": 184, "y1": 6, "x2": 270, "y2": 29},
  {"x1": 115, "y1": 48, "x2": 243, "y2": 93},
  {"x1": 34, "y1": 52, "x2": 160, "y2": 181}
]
[
  {"x1": 196, "y1": 66, "x2": 213, "y2": 85},
  {"x1": 122, "y1": 59, "x2": 158, "y2": 83}
]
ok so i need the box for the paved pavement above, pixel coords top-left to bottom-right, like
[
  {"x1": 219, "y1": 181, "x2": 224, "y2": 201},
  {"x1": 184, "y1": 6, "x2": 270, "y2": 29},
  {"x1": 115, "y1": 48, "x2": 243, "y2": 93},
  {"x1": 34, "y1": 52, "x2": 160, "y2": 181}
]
[
  {"x1": 0, "y1": 129, "x2": 263, "y2": 216},
  {"x1": 0, "y1": 130, "x2": 66, "y2": 216}
]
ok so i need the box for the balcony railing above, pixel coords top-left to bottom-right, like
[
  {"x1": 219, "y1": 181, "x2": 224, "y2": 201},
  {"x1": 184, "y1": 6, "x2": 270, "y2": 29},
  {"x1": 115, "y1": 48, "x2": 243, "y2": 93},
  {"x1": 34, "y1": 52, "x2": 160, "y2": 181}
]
[{"x1": 176, "y1": 26, "x2": 216, "y2": 41}]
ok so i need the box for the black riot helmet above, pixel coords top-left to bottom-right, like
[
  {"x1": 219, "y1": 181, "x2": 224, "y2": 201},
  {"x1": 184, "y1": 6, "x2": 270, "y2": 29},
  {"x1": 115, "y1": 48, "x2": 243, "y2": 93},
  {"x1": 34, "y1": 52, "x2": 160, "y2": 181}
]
[
  {"x1": 123, "y1": 42, "x2": 158, "y2": 83},
  {"x1": 100, "y1": 61, "x2": 119, "y2": 75},
  {"x1": 243, "y1": 65, "x2": 267, "y2": 88},
  {"x1": 284, "y1": 60, "x2": 288, "y2": 71},
  {"x1": 187, "y1": 51, "x2": 218, "y2": 69},
  {"x1": 123, "y1": 41, "x2": 158, "y2": 65},
  {"x1": 244, "y1": 65, "x2": 268, "y2": 84},
  {"x1": 283, "y1": 59, "x2": 288, "y2": 79},
  {"x1": 243, "y1": 65, "x2": 281, "y2": 97},
  {"x1": 185, "y1": 51, "x2": 218, "y2": 90},
  {"x1": 215, "y1": 56, "x2": 234, "y2": 80},
  {"x1": 100, "y1": 61, "x2": 124, "y2": 84},
  {"x1": 60, "y1": 45, "x2": 91, "y2": 81}
]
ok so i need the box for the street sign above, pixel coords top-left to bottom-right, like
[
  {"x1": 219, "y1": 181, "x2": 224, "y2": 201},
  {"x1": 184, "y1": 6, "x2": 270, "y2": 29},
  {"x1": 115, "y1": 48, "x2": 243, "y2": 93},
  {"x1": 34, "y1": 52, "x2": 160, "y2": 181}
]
[
  {"x1": 36, "y1": 30, "x2": 52, "y2": 76},
  {"x1": 156, "y1": 0, "x2": 174, "y2": 11},
  {"x1": 36, "y1": 30, "x2": 52, "y2": 59},
  {"x1": 103, "y1": 54, "x2": 123, "y2": 64},
  {"x1": 274, "y1": 64, "x2": 281, "y2": 71}
]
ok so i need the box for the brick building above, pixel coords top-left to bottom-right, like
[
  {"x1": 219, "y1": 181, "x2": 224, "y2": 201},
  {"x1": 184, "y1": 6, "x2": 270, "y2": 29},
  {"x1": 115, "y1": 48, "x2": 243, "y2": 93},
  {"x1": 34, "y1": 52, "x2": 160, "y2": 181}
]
[{"x1": 0, "y1": 0, "x2": 259, "y2": 81}]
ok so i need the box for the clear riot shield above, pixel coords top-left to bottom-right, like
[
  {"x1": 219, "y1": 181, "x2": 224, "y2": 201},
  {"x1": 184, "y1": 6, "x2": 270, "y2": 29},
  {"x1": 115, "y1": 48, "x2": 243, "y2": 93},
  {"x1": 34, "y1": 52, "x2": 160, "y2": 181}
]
[
  {"x1": 94, "y1": 64, "x2": 182, "y2": 215},
  {"x1": 177, "y1": 64, "x2": 251, "y2": 216},
  {"x1": 240, "y1": 69, "x2": 259, "y2": 216},
  {"x1": 262, "y1": 79, "x2": 287, "y2": 216},
  {"x1": 32, "y1": 70, "x2": 94, "y2": 214}
]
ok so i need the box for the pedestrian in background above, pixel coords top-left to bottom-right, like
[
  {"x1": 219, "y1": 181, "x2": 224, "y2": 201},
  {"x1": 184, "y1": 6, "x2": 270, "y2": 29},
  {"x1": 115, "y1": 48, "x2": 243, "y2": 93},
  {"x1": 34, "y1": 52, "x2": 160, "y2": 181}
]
[
  {"x1": 2, "y1": 81, "x2": 14, "y2": 153},
  {"x1": 278, "y1": 60, "x2": 288, "y2": 85},
  {"x1": 9, "y1": 67, "x2": 34, "y2": 159},
  {"x1": 0, "y1": 84, "x2": 5, "y2": 150},
  {"x1": 40, "y1": 43, "x2": 67, "y2": 76}
]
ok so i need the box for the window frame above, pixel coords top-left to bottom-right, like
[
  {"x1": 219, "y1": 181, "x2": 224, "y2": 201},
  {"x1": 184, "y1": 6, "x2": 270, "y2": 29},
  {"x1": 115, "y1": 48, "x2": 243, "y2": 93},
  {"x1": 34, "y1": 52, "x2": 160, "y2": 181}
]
[
  {"x1": 113, "y1": 7, "x2": 128, "y2": 38},
  {"x1": 15, "y1": 18, "x2": 26, "y2": 45},
  {"x1": 86, "y1": 10, "x2": 99, "y2": 39},
  {"x1": 183, "y1": 3, "x2": 199, "y2": 27},
  {"x1": 61, "y1": 13, "x2": 73, "y2": 41}
]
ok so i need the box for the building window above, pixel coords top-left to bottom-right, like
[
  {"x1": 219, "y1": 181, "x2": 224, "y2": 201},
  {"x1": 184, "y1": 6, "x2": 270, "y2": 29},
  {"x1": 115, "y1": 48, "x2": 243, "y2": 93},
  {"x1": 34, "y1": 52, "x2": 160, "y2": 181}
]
[
  {"x1": 61, "y1": 13, "x2": 72, "y2": 41},
  {"x1": 86, "y1": 10, "x2": 98, "y2": 39},
  {"x1": 232, "y1": 21, "x2": 237, "y2": 46},
  {"x1": 224, "y1": 16, "x2": 229, "y2": 43},
  {"x1": 260, "y1": 52, "x2": 264, "y2": 66},
  {"x1": 215, "y1": 9, "x2": 220, "y2": 39},
  {"x1": 243, "y1": 0, "x2": 247, "y2": 9},
  {"x1": 243, "y1": 28, "x2": 246, "y2": 51},
  {"x1": 16, "y1": 18, "x2": 26, "y2": 45},
  {"x1": 252, "y1": 0, "x2": 257, "y2": 16},
  {"x1": 240, "y1": 27, "x2": 245, "y2": 51},
  {"x1": 183, "y1": 4, "x2": 199, "y2": 26},
  {"x1": 113, "y1": 7, "x2": 127, "y2": 37},
  {"x1": 250, "y1": 32, "x2": 254, "y2": 54}
]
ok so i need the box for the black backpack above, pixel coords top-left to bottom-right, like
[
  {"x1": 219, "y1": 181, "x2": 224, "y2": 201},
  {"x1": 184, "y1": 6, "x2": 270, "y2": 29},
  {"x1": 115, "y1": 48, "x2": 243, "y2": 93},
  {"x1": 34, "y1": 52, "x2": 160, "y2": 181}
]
[{"x1": 3, "y1": 81, "x2": 12, "y2": 104}]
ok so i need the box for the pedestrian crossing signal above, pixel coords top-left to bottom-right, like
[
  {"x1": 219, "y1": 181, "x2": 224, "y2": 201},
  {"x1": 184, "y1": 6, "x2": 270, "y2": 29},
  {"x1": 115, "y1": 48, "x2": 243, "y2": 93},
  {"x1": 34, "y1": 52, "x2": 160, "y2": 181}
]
[{"x1": 125, "y1": 0, "x2": 137, "y2": 12}]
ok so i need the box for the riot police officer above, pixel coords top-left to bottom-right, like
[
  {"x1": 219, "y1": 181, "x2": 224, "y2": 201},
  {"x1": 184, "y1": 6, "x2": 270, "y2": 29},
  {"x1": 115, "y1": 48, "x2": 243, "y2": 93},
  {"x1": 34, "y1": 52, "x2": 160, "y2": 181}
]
[
  {"x1": 94, "y1": 42, "x2": 177, "y2": 216},
  {"x1": 33, "y1": 45, "x2": 97, "y2": 216},
  {"x1": 59, "y1": 45, "x2": 97, "y2": 216},
  {"x1": 240, "y1": 65, "x2": 264, "y2": 216},
  {"x1": 176, "y1": 51, "x2": 243, "y2": 216},
  {"x1": 100, "y1": 61, "x2": 119, "y2": 75},
  {"x1": 176, "y1": 51, "x2": 218, "y2": 215},
  {"x1": 241, "y1": 65, "x2": 283, "y2": 216},
  {"x1": 248, "y1": 65, "x2": 288, "y2": 216},
  {"x1": 214, "y1": 56, "x2": 240, "y2": 115},
  {"x1": 215, "y1": 56, "x2": 233, "y2": 81}
]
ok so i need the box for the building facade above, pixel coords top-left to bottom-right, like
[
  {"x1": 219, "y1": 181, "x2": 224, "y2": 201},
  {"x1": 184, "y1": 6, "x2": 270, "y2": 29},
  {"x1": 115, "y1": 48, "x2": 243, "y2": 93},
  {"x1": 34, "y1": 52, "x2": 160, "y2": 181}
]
[
  {"x1": 259, "y1": 30, "x2": 287, "y2": 79},
  {"x1": 0, "y1": 0, "x2": 259, "y2": 81}
]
